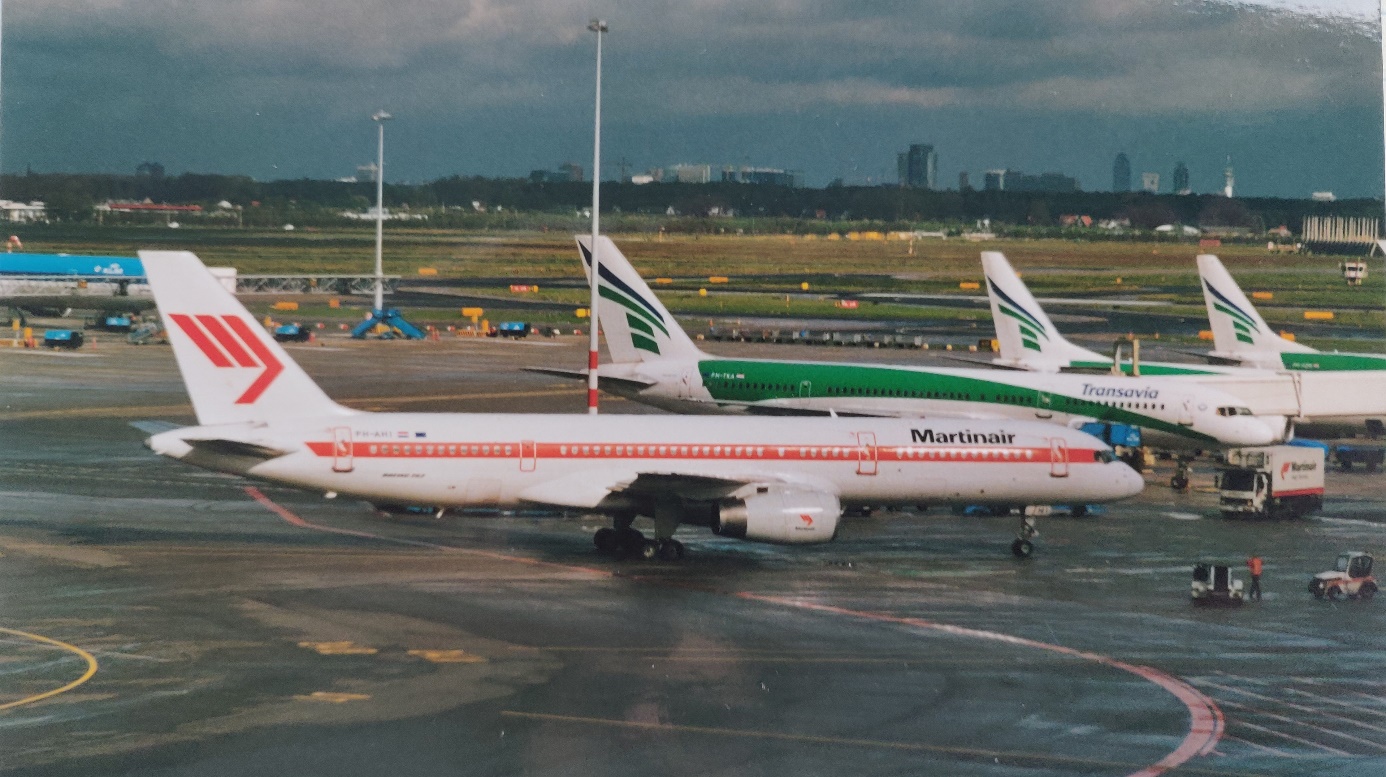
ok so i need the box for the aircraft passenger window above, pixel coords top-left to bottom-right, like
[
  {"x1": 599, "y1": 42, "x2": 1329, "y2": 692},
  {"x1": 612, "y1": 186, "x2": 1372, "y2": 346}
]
[
  {"x1": 369, "y1": 445, "x2": 378, "y2": 454},
  {"x1": 426, "y1": 445, "x2": 434, "y2": 455},
  {"x1": 392, "y1": 445, "x2": 400, "y2": 455},
  {"x1": 470, "y1": 445, "x2": 479, "y2": 455},
  {"x1": 415, "y1": 445, "x2": 423, "y2": 455},
  {"x1": 560, "y1": 446, "x2": 568, "y2": 455}
]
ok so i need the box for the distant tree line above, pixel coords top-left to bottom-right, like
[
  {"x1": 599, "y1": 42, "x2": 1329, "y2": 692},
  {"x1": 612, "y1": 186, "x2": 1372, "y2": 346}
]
[{"x1": 2, "y1": 169, "x2": 1379, "y2": 235}]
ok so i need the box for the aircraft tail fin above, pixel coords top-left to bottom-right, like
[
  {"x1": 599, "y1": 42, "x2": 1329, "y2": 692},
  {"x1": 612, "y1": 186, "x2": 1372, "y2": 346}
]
[
  {"x1": 1197, "y1": 254, "x2": 1316, "y2": 366},
  {"x1": 139, "y1": 251, "x2": 354, "y2": 425},
  {"x1": 576, "y1": 236, "x2": 705, "y2": 364},
  {"x1": 982, "y1": 251, "x2": 1108, "y2": 371}
]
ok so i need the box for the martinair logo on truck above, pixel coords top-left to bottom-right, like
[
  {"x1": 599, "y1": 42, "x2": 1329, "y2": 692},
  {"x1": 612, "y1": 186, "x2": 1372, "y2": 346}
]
[
  {"x1": 911, "y1": 428, "x2": 1016, "y2": 444},
  {"x1": 169, "y1": 313, "x2": 284, "y2": 404},
  {"x1": 1281, "y1": 461, "x2": 1317, "y2": 477}
]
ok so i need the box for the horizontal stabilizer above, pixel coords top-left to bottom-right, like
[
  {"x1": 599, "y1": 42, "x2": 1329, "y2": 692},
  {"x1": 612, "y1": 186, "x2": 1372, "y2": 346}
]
[
  {"x1": 521, "y1": 366, "x2": 657, "y2": 391},
  {"x1": 130, "y1": 420, "x2": 182, "y2": 436}
]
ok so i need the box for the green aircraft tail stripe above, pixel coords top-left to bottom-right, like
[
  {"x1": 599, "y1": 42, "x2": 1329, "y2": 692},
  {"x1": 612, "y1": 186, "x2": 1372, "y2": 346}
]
[
  {"x1": 600, "y1": 285, "x2": 669, "y2": 336},
  {"x1": 1236, "y1": 333, "x2": 1255, "y2": 344},
  {"x1": 631, "y1": 332, "x2": 661, "y2": 354},
  {"x1": 1214, "y1": 301, "x2": 1259, "y2": 331},
  {"x1": 626, "y1": 312, "x2": 655, "y2": 337},
  {"x1": 1022, "y1": 338, "x2": 1040, "y2": 351},
  {"x1": 999, "y1": 305, "x2": 1049, "y2": 340}
]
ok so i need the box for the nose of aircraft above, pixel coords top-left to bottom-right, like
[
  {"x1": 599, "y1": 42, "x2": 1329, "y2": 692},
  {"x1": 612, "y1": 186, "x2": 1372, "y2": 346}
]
[
  {"x1": 1243, "y1": 415, "x2": 1290, "y2": 446},
  {"x1": 1110, "y1": 459, "x2": 1145, "y2": 500}
]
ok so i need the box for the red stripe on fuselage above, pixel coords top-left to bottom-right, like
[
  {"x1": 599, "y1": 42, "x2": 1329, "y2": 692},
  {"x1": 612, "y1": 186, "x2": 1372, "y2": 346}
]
[
  {"x1": 197, "y1": 314, "x2": 259, "y2": 368},
  {"x1": 303, "y1": 440, "x2": 1101, "y2": 464}
]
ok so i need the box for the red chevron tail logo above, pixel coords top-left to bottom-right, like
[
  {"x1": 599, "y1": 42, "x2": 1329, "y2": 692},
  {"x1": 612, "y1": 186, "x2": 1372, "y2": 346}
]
[
  {"x1": 169, "y1": 313, "x2": 283, "y2": 403},
  {"x1": 799, "y1": 513, "x2": 814, "y2": 527}
]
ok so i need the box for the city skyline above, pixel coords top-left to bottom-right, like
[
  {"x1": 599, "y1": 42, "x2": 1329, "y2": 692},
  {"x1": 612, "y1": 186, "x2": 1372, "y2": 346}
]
[{"x1": 7, "y1": 1, "x2": 1382, "y2": 198}]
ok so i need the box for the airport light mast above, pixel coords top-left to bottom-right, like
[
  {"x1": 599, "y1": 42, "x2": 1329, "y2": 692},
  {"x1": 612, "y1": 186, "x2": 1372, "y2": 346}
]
[
  {"x1": 587, "y1": 18, "x2": 607, "y2": 414},
  {"x1": 372, "y1": 109, "x2": 390, "y2": 314},
  {"x1": 349, "y1": 110, "x2": 423, "y2": 339}
]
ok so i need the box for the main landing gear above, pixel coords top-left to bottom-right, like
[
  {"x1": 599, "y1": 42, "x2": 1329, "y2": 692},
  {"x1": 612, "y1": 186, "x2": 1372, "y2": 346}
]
[
  {"x1": 1011, "y1": 515, "x2": 1039, "y2": 559},
  {"x1": 592, "y1": 511, "x2": 686, "y2": 561},
  {"x1": 1171, "y1": 457, "x2": 1193, "y2": 491}
]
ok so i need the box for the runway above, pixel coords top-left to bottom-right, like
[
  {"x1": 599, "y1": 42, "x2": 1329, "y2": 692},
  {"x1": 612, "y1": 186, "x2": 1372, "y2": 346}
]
[{"x1": 2, "y1": 336, "x2": 1384, "y2": 775}]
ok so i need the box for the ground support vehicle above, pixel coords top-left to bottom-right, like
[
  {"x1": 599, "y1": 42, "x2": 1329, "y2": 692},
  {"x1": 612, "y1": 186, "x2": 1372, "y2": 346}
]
[
  {"x1": 1309, "y1": 552, "x2": 1377, "y2": 601},
  {"x1": 1334, "y1": 444, "x2": 1384, "y2": 473},
  {"x1": 273, "y1": 323, "x2": 313, "y2": 343},
  {"x1": 1192, "y1": 563, "x2": 1245, "y2": 605},
  {"x1": 42, "y1": 329, "x2": 84, "y2": 349},
  {"x1": 1216, "y1": 445, "x2": 1324, "y2": 519}
]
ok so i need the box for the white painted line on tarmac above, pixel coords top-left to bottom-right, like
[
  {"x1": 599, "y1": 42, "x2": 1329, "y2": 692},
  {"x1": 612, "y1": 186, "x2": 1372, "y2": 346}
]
[{"x1": 1164, "y1": 512, "x2": 1202, "y2": 521}]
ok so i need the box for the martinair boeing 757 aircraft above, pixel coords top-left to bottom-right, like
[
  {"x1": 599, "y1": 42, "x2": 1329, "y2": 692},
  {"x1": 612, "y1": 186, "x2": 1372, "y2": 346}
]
[
  {"x1": 538, "y1": 238, "x2": 1287, "y2": 452},
  {"x1": 138, "y1": 251, "x2": 1142, "y2": 560}
]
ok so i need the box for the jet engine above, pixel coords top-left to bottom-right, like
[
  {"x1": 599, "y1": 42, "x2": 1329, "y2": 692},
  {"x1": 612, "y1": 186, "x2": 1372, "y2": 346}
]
[{"x1": 713, "y1": 487, "x2": 841, "y2": 544}]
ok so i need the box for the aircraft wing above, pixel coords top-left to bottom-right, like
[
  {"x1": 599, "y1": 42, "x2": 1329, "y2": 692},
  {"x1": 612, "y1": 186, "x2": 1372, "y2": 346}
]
[
  {"x1": 521, "y1": 366, "x2": 656, "y2": 391},
  {"x1": 517, "y1": 467, "x2": 818, "y2": 509}
]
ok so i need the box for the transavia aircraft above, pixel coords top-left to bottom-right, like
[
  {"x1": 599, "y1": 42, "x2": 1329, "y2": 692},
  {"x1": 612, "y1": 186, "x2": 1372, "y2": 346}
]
[
  {"x1": 138, "y1": 251, "x2": 1143, "y2": 560},
  {"x1": 537, "y1": 237, "x2": 1288, "y2": 451},
  {"x1": 981, "y1": 251, "x2": 1386, "y2": 438}
]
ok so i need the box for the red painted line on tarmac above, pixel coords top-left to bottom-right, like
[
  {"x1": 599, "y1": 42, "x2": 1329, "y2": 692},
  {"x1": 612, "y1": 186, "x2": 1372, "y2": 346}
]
[
  {"x1": 245, "y1": 486, "x2": 1224, "y2": 774},
  {"x1": 734, "y1": 593, "x2": 1225, "y2": 777}
]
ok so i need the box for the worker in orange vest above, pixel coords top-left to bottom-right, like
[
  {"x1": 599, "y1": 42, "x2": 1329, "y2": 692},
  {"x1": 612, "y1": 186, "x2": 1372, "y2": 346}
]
[{"x1": 1247, "y1": 555, "x2": 1263, "y2": 601}]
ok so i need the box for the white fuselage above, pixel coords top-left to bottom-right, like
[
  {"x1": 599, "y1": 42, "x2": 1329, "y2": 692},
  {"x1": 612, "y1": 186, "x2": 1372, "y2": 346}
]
[{"x1": 148, "y1": 412, "x2": 1144, "y2": 510}]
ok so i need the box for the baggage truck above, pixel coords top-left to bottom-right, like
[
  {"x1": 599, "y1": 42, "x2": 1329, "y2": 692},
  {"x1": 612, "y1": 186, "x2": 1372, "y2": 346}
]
[{"x1": 1215, "y1": 445, "x2": 1324, "y2": 519}]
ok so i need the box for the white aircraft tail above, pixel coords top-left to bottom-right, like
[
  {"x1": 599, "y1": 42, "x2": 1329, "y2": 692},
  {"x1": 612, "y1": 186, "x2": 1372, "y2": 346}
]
[
  {"x1": 576, "y1": 236, "x2": 706, "y2": 364},
  {"x1": 1197, "y1": 254, "x2": 1316, "y2": 365},
  {"x1": 982, "y1": 251, "x2": 1107, "y2": 371},
  {"x1": 139, "y1": 251, "x2": 354, "y2": 425}
]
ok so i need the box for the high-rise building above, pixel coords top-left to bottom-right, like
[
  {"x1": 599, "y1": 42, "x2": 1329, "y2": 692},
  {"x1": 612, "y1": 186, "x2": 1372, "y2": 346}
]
[
  {"x1": 1141, "y1": 172, "x2": 1160, "y2": 193},
  {"x1": 1172, "y1": 162, "x2": 1190, "y2": 195},
  {"x1": 898, "y1": 143, "x2": 937, "y2": 189},
  {"x1": 1223, "y1": 157, "x2": 1235, "y2": 198},
  {"x1": 983, "y1": 169, "x2": 1010, "y2": 191},
  {"x1": 1112, "y1": 152, "x2": 1131, "y2": 192},
  {"x1": 958, "y1": 171, "x2": 971, "y2": 191}
]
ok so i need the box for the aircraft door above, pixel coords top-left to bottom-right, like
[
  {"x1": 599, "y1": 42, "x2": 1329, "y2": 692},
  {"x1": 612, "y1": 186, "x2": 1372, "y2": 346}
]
[
  {"x1": 855, "y1": 432, "x2": 878, "y2": 475},
  {"x1": 332, "y1": 426, "x2": 354, "y2": 473},
  {"x1": 1036, "y1": 390, "x2": 1054, "y2": 419},
  {"x1": 679, "y1": 370, "x2": 693, "y2": 400},
  {"x1": 519, "y1": 440, "x2": 537, "y2": 472},
  {"x1": 1178, "y1": 396, "x2": 1195, "y2": 426},
  {"x1": 1048, "y1": 437, "x2": 1069, "y2": 478},
  {"x1": 799, "y1": 380, "x2": 812, "y2": 398}
]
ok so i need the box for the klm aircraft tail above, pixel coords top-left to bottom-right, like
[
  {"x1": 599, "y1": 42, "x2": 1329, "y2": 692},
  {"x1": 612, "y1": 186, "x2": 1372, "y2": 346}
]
[
  {"x1": 1197, "y1": 254, "x2": 1315, "y2": 367},
  {"x1": 982, "y1": 251, "x2": 1107, "y2": 371},
  {"x1": 140, "y1": 250, "x2": 354, "y2": 425},
  {"x1": 576, "y1": 236, "x2": 706, "y2": 364}
]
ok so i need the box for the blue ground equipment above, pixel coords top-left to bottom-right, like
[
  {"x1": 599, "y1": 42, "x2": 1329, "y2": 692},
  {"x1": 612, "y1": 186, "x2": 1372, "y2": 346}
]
[
  {"x1": 1078, "y1": 421, "x2": 1142, "y2": 448},
  {"x1": 351, "y1": 308, "x2": 425, "y2": 340},
  {"x1": 494, "y1": 321, "x2": 531, "y2": 338},
  {"x1": 273, "y1": 323, "x2": 313, "y2": 343},
  {"x1": 42, "y1": 329, "x2": 84, "y2": 349}
]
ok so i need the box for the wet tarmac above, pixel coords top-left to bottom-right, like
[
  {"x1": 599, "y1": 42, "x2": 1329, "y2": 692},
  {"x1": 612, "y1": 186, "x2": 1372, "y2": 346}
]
[{"x1": 2, "y1": 335, "x2": 1385, "y2": 776}]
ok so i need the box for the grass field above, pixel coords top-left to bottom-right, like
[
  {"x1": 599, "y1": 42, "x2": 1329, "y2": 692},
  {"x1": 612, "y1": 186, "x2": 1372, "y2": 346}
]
[{"x1": 16, "y1": 225, "x2": 1385, "y2": 342}]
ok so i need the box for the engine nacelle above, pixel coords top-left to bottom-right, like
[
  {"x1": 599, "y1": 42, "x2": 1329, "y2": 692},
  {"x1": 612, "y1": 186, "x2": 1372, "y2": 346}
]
[{"x1": 713, "y1": 488, "x2": 841, "y2": 544}]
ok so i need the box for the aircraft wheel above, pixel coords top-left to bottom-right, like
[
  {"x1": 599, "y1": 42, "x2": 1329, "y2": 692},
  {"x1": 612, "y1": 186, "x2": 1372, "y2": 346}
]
[
  {"x1": 593, "y1": 527, "x2": 618, "y2": 553},
  {"x1": 1071, "y1": 505, "x2": 1088, "y2": 518},
  {"x1": 1361, "y1": 582, "x2": 1377, "y2": 601},
  {"x1": 1327, "y1": 586, "x2": 1344, "y2": 601},
  {"x1": 1011, "y1": 539, "x2": 1034, "y2": 559},
  {"x1": 657, "y1": 539, "x2": 685, "y2": 562},
  {"x1": 1170, "y1": 474, "x2": 1189, "y2": 491},
  {"x1": 636, "y1": 540, "x2": 658, "y2": 561}
]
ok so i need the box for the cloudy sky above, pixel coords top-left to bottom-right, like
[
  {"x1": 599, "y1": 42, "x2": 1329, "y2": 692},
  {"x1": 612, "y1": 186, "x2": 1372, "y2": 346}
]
[{"x1": 6, "y1": 0, "x2": 1382, "y2": 197}]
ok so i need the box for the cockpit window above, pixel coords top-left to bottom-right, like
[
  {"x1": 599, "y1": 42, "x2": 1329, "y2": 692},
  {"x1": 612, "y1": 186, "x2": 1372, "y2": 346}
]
[
  {"x1": 1217, "y1": 406, "x2": 1253, "y2": 417},
  {"x1": 1095, "y1": 449, "x2": 1116, "y2": 464}
]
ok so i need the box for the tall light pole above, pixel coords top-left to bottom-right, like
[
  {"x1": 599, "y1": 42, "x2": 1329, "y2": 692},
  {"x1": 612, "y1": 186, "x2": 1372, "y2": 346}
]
[
  {"x1": 586, "y1": 19, "x2": 607, "y2": 415},
  {"x1": 372, "y1": 110, "x2": 392, "y2": 314}
]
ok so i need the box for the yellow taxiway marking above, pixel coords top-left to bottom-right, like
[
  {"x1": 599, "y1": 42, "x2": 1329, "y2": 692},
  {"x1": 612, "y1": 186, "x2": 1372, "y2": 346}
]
[
  {"x1": 297, "y1": 641, "x2": 379, "y2": 656},
  {"x1": 294, "y1": 691, "x2": 371, "y2": 703},
  {"x1": 407, "y1": 649, "x2": 486, "y2": 664},
  {"x1": 498, "y1": 711, "x2": 1261, "y2": 776},
  {"x1": 0, "y1": 627, "x2": 99, "y2": 711}
]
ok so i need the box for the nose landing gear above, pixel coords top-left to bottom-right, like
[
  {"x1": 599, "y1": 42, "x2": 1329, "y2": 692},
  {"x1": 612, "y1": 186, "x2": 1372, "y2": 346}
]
[{"x1": 1011, "y1": 516, "x2": 1039, "y2": 559}]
